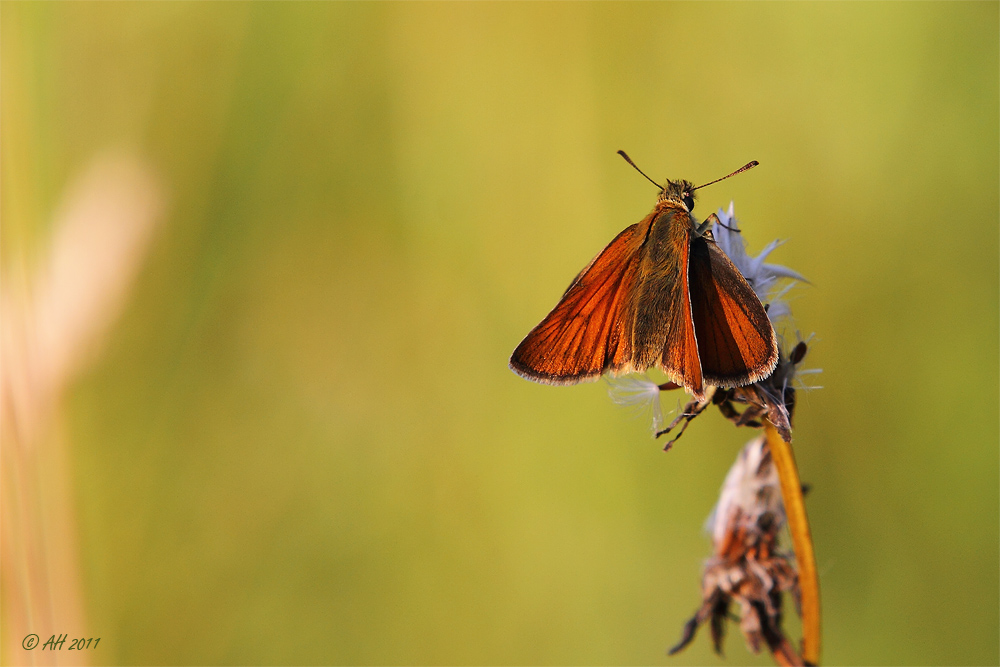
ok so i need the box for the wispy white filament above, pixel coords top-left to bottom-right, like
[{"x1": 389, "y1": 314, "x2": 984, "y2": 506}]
[{"x1": 606, "y1": 375, "x2": 665, "y2": 434}]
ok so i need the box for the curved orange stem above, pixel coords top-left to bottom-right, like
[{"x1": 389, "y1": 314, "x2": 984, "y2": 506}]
[{"x1": 765, "y1": 421, "x2": 821, "y2": 665}]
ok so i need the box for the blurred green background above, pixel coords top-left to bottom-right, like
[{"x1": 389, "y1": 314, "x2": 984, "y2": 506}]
[{"x1": 2, "y1": 2, "x2": 997, "y2": 665}]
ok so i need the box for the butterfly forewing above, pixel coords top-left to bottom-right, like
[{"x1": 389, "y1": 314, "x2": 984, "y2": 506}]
[
  {"x1": 509, "y1": 221, "x2": 649, "y2": 384},
  {"x1": 688, "y1": 236, "x2": 778, "y2": 386}
]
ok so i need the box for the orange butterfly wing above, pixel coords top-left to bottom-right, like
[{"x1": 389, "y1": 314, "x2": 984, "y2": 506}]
[
  {"x1": 626, "y1": 206, "x2": 704, "y2": 397},
  {"x1": 688, "y1": 235, "x2": 778, "y2": 387},
  {"x1": 509, "y1": 220, "x2": 650, "y2": 384}
]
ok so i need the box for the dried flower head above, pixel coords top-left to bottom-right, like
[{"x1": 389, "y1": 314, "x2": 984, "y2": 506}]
[{"x1": 669, "y1": 436, "x2": 804, "y2": 665}]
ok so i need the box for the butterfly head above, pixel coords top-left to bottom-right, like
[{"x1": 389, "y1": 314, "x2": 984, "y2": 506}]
[{"x1": 658, "y1": 179, "x2": 697, "y2": 213}]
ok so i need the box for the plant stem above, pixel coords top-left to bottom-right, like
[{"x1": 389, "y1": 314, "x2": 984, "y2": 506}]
[{"x1": 764, "y1": 421, "x2": 820, "y2": 665}]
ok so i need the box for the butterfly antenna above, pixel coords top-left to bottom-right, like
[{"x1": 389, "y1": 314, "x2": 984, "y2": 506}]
[
  {"x1": 617, "y1": 150, "x2": 663, "y2": 189},
  {"x1": 691, "y1": 160, "x2": 759, "y2": 192}
]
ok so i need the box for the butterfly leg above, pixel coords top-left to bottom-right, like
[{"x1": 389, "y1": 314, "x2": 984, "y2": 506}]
[
  {"x1": 655, "y1": 387, "x2": 716, "y2": 449},
  {"x1": 695, "y1": 212, "x2": 741, "y2": 237}
]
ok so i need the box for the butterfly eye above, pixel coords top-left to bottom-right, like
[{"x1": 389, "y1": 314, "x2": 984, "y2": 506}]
[{"x1": 683, "y1": 193, "x2": 695, "y2": 211}]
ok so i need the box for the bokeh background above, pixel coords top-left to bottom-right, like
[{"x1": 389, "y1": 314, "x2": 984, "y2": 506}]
[{"x1": 2, "y1": 2, "x2": 997, "y2": 665}]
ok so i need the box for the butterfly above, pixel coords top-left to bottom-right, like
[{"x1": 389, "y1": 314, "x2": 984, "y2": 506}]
[{"x1": 509, "y1": 153, "x2": 777, "y2": 400}]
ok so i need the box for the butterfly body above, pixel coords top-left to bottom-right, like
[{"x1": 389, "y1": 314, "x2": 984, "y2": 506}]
[{"x1": 510, "y1": 178, "x2": 778, "y2": 399}]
